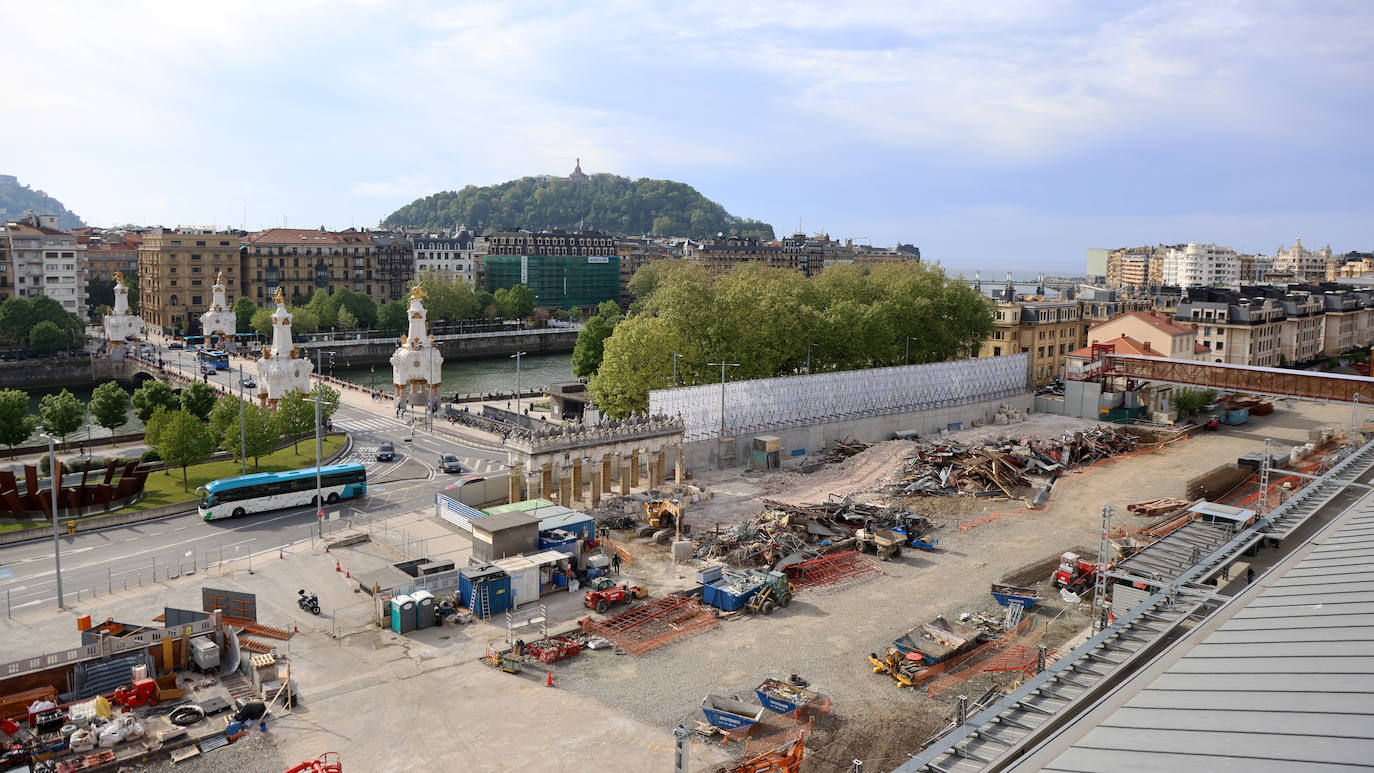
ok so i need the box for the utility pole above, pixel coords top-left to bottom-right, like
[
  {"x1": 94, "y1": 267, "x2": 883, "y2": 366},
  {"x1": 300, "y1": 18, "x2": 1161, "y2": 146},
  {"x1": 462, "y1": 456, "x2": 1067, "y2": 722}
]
[
  {"x1": 707, "y1": 361, "x2": 739, "y2": 438},
  {"x1": 806, "y1": 342, "x2": 812, "y2": 374},
  {"x1": 511, "y1": 351, "x2": 527, "y2": 417},
  {"x1": 42, "y1": 433, "x2": 63, "y2": 608},
  {"x1": 314, "y1": 348, "x2": 329, "y2": 538},
  {"x1": 671, "y1": 352, "x2": 680, "y2": 387}
]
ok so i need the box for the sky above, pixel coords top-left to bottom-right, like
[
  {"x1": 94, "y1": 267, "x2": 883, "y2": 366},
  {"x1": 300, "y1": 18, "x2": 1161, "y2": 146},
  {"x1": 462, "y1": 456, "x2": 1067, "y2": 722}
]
[{"x1": 2, "y1": 0, "x2": 1371, "y2": 273}]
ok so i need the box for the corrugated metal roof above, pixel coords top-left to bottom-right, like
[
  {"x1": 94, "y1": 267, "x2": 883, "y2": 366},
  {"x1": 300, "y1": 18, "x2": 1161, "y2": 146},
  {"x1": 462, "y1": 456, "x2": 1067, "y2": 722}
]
[
  {"x1": 1037, "y1": 494, "x2": 1374, "y2": 772},
  {"x1": 1116, "y1": 518, "x2": 1236, "y2": 582}
]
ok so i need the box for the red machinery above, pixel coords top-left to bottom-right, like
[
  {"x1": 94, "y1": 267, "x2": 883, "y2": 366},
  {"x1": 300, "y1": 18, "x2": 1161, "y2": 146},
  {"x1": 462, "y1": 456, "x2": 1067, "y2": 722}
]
[
  {"x1": 111, "y1": 678, "x2": 157, "y2": 709},
  {"x1": 283, "y1": 753, "x2": 342, "y2": 773},
  {"x1": 1052, "y1": 552, "x2": 1109, "y2": 591},
  {"x1": 584, "y1": 584, "x2": 646, "y2": 614}
]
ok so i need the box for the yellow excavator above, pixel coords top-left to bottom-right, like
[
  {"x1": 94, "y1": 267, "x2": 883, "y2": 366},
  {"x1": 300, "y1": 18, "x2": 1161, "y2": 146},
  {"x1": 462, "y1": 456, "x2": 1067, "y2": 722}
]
[{"x1": 643, "y1": 497, "x2": 689, "y2": 543}]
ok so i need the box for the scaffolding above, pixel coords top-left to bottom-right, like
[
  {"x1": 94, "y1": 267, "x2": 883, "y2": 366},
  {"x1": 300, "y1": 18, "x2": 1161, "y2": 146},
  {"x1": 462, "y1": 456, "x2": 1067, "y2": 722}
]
[{"x1": 649, "y1": 355, "x2": 1030, "y2": 441}]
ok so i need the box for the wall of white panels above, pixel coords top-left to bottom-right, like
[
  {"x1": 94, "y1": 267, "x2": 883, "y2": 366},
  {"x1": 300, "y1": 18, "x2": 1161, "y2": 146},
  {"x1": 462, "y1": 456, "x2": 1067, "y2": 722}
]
[{"x1": 649, "y1": 354, "x2": 1030, "y2": 441}]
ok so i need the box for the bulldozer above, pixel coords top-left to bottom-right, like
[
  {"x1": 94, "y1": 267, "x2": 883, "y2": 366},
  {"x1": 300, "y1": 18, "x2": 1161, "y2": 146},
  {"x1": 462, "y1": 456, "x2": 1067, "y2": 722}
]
[{"x1": 744, "y1": 571, "x2": 795, "y2": 615}]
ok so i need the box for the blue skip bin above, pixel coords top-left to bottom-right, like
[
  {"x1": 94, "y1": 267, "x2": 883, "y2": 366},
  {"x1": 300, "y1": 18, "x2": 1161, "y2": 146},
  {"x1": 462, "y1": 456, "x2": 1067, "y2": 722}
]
[
  {"x1": 701, "y1": 695, "x2": 765, "y2": 730},
  {"x1": 990, "y1": 582, "x2": 1041, "y2": 610},
  {"x1": 754, "y1": 679, "x2": 825, "y2": 715}
]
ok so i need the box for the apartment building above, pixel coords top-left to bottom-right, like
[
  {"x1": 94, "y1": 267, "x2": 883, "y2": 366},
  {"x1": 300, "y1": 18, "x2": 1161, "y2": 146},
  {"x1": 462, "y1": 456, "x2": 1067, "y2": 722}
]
[
  {"x1": 1086, "y1": 310, "x2": 1198, "y2": 360},
  {"x1": 0, "y1": 226, "x2": 9, "y2": 302},
  {"x1": 4, "y1": 214, "x2": 87, "y2": 318},
  {"x1": 979, "y1": 297, "x2": 1085, "y2": 386},
  {"x1": 412, "y1": 228, "x2": 483, "y2": 286},
  {"x1": 682, "y1": 235, "x2": 800, "y2": 272},
  {"x1": 1162, "y1": 243, "x2": 1240, "y2": 288},
  {"x1": 83, "y1": 232, "x2": 140, "y2": 281},
  {"x1": 242, "y1": 227, "x2": 407, "y2": 307},
  {"x1": 1274, "y1": 238, "x2": 1332, "y2": 282},
  {"x1": 138, "y1": 228, "x2": 242, "y2": 333},
  {"x1": 1077, "y1": 287, "x2": 1154, "y2": 326}
]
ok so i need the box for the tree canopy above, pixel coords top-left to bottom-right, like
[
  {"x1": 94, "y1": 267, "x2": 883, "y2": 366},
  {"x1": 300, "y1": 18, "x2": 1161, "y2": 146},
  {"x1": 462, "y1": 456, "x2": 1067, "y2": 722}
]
[
  {"x1": 180, "y1": 381, "x2": 218, "y2": 419},
  {"x1": 494, "y1": 285, "x2": 536, "y2": 319},
  {"x1": 0, "y1": 296, "x2": 83, "y2": 350},
  {"x1": 151, "y1": 409, "x2": 217, "y2": 490},
  {"x1": 89, "y1": 381, "x2": 131, "y2": 434},
  {"x1": 208, "y1": 395, "x2": 280, "y2": 469},
  {"x1": 0, "y1": 389, "x2": 37, "y2": 454},
  {"x1": 588, "y1": 262, "x2": 995, "y2": 418},
  {"x1": 383, "y1": 173, "x2": 774, "y2": 239},
  {"x1": 131, "y1": 380, "x2": 178, "y2": 422},
  {"x1": 234, "y1": 298, "x2": 257, "y2": 334},
  {"x1": 571, "y1": 301, "x2": 623, "y2": 378},
  {"x1": 38, "y1": 389, "x2": 85, "y2": 447}
]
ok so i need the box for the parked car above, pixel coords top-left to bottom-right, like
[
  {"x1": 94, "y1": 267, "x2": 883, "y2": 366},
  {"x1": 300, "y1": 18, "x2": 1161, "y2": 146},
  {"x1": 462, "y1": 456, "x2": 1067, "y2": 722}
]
[
  {"x1": 240, "y1": 375, "x2": 257, "y2": 388},
  {"x1": 444, "y1": 475, "x2": 486, "y2": 491},
  {"x1": 168, "y1": 341, "x2": 184, "y2": 350},
  {"x1": 438, "y1": 453, "x2": 465, "y2": 473},
  {"x1": 376, "y1": 441, "x2": 396, "y2": 461}
]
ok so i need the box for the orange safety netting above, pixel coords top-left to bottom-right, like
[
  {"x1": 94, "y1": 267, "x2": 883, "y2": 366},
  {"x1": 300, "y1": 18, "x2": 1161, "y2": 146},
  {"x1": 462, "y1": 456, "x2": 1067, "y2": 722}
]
[{"x1": 915, "y1": 618, "x2": 1043, "y2": 697}]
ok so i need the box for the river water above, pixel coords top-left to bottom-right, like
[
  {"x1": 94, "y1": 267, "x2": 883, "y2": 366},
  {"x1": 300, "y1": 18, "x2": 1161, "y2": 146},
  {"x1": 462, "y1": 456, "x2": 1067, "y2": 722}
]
[{"x1": 328, "y1": 351, "x2": 576, "y2": 397}]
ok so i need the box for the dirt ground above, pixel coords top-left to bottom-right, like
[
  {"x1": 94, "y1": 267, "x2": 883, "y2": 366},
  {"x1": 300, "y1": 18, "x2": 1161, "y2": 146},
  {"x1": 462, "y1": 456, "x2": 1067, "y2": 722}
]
[{"x1": 572, "y1": 398, "x2": 1356, "y2": 769}]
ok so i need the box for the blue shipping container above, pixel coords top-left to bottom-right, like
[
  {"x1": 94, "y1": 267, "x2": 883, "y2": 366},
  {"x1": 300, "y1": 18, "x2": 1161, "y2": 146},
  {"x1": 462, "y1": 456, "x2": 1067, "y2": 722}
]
[
  {"x1": 702, "y1": 572, "x2": 766, "y2": 612},
  {"x1": 458, "y1": 565, "x2": 512, "y2": 617}
]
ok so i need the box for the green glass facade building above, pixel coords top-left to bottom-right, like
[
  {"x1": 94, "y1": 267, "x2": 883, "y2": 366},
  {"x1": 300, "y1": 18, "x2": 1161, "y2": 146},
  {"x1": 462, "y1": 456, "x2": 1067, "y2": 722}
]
[{"x1": 483, "y1": 254, "x2": 621, "y2": 309}]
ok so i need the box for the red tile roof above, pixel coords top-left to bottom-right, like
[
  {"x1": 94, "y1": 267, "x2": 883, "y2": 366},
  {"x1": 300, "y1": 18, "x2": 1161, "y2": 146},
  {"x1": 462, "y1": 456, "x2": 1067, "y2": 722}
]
[
  {"x1": 1068, "y1": 335, "x2": 1166, "y2": 359},
  {"x1": 1096, "y1": 310, "x2": 1195, "y2": 337}
]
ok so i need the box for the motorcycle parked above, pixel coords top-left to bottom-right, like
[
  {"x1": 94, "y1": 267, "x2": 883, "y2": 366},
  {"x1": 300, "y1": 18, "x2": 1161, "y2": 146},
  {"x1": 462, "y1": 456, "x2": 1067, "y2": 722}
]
[{"x1": 297, "y1": 589, "x2": 321, "y2": 615}]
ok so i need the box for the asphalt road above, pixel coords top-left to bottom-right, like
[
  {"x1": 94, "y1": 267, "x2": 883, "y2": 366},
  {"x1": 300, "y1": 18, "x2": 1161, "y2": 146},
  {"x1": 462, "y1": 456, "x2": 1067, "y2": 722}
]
[{"x1": 0, "y1": 358, "x2": 508, "y2": 615}]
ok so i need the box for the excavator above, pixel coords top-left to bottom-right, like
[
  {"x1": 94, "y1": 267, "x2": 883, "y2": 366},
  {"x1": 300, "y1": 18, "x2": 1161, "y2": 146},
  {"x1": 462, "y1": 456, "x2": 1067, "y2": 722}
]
[{"x1": 642, "y1": 497, "x2": 690, "y2": 543}]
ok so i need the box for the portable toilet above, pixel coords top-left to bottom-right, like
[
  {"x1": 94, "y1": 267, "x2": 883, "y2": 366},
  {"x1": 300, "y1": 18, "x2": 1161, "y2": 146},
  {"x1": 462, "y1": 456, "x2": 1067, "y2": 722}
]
[
  {"x1": 411, "y1": 590, "x2": 435, "y2": 629},
  {"x1": 390, "y1": 594, "x2": 416, "y2": 634}
]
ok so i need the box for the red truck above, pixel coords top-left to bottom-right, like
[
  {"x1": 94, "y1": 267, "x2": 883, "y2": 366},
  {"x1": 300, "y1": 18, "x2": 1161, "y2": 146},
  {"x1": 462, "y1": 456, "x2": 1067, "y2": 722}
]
[{"x1": 1052, "y1": 552, "x2": 1110, "y2": 592}]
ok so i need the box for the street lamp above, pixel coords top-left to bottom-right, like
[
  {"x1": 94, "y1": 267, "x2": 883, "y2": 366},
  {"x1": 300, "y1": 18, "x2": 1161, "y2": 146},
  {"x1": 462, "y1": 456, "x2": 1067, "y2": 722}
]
[
  {"x1": 313, "y1": 348, "x2": 334, "y2": 537},
  {"x1": 672, "y1": 352, "x2": 680, "y2": 387},
  {"x1": 40, "y1": 433, "x2": 64, "y2": 609},
  {"x1": 237, "y1": 363, "x2": 247, "y2": 475},
  {"x1": 806, "y1": 343, "x2": 813, "y2": 375},
  {"x1": 706, "y1": 361, "x2": 740, "y2": 438},
  {"x1": 511, "y1": 351, "x2": 527, "y2": 417},
  {"x1": 905, "y1": 336, "x2": 918, "y2": 366}
]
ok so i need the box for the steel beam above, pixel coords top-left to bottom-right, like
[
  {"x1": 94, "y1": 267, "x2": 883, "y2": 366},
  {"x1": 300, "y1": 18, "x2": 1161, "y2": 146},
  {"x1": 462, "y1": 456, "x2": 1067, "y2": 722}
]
[{"x1": 1107, "y1": 354, "x2": 1374, "y2": 404}]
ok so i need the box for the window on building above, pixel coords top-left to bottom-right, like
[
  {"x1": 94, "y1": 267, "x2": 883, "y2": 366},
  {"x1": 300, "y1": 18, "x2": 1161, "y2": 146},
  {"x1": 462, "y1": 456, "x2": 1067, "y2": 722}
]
[
  {"x1": 170, "y1": 295, "x2": 179, "y2": 306},
  {"x1": 993, "y1": 346, "x2": 1001, "y2": 356}
]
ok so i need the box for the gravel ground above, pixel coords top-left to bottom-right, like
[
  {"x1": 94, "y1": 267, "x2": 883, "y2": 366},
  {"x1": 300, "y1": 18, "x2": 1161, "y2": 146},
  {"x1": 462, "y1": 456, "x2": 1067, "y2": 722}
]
[{"x1": 132, "y1": 730, "x2": 289, "y2": 773}]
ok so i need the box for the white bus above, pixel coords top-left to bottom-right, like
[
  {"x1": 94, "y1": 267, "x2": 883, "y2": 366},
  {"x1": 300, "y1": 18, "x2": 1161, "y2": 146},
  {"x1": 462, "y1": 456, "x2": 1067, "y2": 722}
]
[{"x1": 197, "y1": 463, "x2": 367, "y2": 520}]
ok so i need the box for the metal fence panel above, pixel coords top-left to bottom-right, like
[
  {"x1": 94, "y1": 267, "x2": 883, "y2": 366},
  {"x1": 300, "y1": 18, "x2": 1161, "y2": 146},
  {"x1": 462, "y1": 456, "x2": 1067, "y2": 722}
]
[{"x1": 649, "y1": 355, "x2": 1029, "y2": 441}]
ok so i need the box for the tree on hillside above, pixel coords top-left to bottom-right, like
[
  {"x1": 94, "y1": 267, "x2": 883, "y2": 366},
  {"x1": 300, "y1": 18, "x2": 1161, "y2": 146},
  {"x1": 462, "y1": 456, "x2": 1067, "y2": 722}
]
[
  {"x1": 180, "y1": 381, "x2": 217, "y2": 419},
  {"x1": 0, "y1": 389, "x2": 37, "y2": 455},
  {"x1": 251, "y1": 308, "x2": 274, "y2": 336},
  {"x1": 39, "y1": 389, "x2": 85, "y2": 449},
  {"x1": 89, "y1": 381, "x2": 131, "y2": 434},
  {"x1": 152, "y1": 409, "x2": 217, "y2": 491},
  {"x1": 571, "y1": 301, "x2": 623, "y2": 378},
  {"x1": 382, "y1": 173, "x2": 775, "y2": 239},
  {"x1": 131, "y1": 380, "x2": 178, "y2": 422},
  {"x1": 377, "y1": 300, "x2": 407, "y2": 335},
  {"x1": 29, "y1": 321, "x2": 67, "y2": 355},
  {"x1": 234, "y1": 298, "x2": 258, "y2": 334}
]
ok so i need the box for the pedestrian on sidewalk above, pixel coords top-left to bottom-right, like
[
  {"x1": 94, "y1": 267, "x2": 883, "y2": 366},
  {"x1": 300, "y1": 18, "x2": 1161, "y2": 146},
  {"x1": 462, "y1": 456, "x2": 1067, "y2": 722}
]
[
  {"x1": 611, "y1": 552, "x2": 621, "y2": 574},
  {"x1": 1246, "y1": 566, "x2": 1255, "y2": 584}
]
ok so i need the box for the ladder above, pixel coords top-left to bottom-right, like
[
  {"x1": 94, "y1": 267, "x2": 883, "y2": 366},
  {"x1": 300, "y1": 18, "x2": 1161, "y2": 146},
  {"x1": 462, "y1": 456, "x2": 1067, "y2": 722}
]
[
  {"x1": 1003, "y1": 599, "x2": 1025, "y2": 630},
  {"x1": 469, "y1": 585, "x2": 489, "y2": 620}
]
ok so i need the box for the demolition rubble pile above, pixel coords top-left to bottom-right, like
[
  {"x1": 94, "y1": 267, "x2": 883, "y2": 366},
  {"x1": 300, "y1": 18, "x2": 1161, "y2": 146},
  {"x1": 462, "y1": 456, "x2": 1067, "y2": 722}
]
[
  {"x1": 824, "y1": 437, "x2": 873, "y2": 463},
  {"x1": 693, "y1": 498, "x2": 929, "y2": 569},
  {"x1": 896, "y1": 426, "x2": 1139, "y2": 502}
]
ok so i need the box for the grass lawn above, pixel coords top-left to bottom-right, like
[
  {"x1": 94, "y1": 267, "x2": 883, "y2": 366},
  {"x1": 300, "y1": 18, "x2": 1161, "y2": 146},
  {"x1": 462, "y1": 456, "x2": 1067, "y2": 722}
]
[{"x1": 116, "y1": 434, "x2": 347, "y2": 513}]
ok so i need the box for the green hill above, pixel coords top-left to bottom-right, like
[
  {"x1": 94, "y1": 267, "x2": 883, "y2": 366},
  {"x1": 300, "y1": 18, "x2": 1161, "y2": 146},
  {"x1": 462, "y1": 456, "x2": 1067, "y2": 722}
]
[
  {"x1": 383, "y1": 172, "x2": 773, "y2": 239},
  {"x1": 0, "y1": 175, "x2": 84, "y2": 230}
]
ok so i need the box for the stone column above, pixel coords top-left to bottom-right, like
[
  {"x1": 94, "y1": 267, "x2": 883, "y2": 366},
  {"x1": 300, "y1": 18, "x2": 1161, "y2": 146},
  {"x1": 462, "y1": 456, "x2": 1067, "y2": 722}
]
[
  {"x1": 590, "y1": 466, "x2": 602, "y2": 507},
  {"x1": 572, "y1": 457, "x2": 584, "y2": 502},
  {"x1": 630, "y1": 451, "x2": 640, "y2": 488},
  {"x1": 619, "y1": 456, "x2": 632, "y2": 496},
  {"x1": 674, "y1": 444, "x2": 684, "y2": 485},
  {"x1": 558, "y1": 468, "x2": 572, "y2": 508},
  {"x1": 540, "y1": 463, "x2": 553, "y2": 503},
  {"x1": 646, "y1": 456, "x2": 658, "y2": 490},
  {"x1": 508, "y1": 461, "x2": 523, "y2": 504},
  {"x1": 657, "y1": 449, "x2": 666, "y2": 483},
  {"x1": 601, "y1": 454, "x2": 613, "y2": 493},
  {"x1": 531, "y1": 472, "x2": 543, "y2": 501}
]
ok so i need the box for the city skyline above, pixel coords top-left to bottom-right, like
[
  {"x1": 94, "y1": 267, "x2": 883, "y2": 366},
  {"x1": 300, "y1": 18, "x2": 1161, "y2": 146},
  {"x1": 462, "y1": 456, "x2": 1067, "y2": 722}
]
[{"x1": 2, "y1": 0, "x2": 1370, "y2": 271}]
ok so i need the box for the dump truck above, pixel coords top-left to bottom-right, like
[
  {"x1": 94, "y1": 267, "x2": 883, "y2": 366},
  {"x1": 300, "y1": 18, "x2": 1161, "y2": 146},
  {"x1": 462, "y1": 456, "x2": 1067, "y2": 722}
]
[{"x1": 854, "y1": 527, "x2": 903, "y2": 560}]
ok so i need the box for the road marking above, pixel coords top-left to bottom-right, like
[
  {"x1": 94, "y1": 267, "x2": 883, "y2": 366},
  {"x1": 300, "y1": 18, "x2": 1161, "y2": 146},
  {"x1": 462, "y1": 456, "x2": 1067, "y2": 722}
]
[
  {"x1": 14, "y1": 600, "x2": 40, "y2": 609},
  {"x1": 173, "y1": 526, "x2": 187, "y2": 532}
]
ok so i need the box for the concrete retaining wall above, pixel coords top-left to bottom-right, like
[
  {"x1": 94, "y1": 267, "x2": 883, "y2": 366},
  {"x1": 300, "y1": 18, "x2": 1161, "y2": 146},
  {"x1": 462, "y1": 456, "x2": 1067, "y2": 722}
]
[
  {"x1": 295, "y1": 329, "x2": 579, "y2": 365},
  {"x1": 683, "y1": 392, "x2": 1034, "y2": 470}
]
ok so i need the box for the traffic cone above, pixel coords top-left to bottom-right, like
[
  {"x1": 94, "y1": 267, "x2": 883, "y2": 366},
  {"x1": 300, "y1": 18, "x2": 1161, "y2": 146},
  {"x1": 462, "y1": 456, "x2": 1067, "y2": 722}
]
[
  {"x1": 279, "y1": 550, "x2": 284, "y2": 559},
  {"x1": 546, "y1": 669, "x2": 554, "y2": 688},
  {"x1": 345, "y1": 570, "x2": 351, "y2": 578},
  {"x1": 335, "y1": 559, "x2": 341, "y2": 572},
  {"x1": 293, "y1": 626, "x2": 298, "y2": 633},
  {"x1": 325, "y1": 546, "x2": 330, "y2": 553}
]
